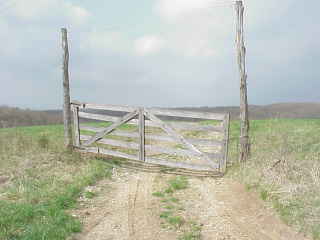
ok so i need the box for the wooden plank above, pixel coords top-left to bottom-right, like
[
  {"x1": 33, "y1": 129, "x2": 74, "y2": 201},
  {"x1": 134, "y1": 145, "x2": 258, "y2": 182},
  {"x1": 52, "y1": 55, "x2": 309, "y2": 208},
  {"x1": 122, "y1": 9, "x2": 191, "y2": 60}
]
[
  {"x1": 79, "y1": 113, "x2": 222, "y2": 132},
  {"x1": 70, "y1": 101, "x2": 85, "y2": 108},
  {"x1": 139, "y1": 108, "x2": 145, "y2": 161},
  {"x1": 71, "y1": 105, "x2": 80, "y2": 147},
  {"x1": 146, "y1": 145, "x2": 201, "y2": 157},
  {"x1": 119, "y1": 159, "x2": 220, "y2": 174},
  {"x1": 146, "y1": 107, "x2": 225, "y2": 121},
  {"x1": 120, "y1": 165, "x2": 222, "y2": 177},
  {"x1": 80, "y1": 135, "x2": 221, "y2": 159},
  {"x1": 78, "y1": 112, "x2": 120, "y2": 122},
  {"x1": 79, "y1": 147, "x2": 139, "y2": 161},
  {"x1": 144, "y1": 109, "x2": 216, "y2": 168},
  {"x1": 71, "y1": 102, "x2": 225, "y2": 121},
  {"x1": 170, "y1": 122, "x2": 223, "y2": 132},
  {"x1": 80, "y1": 126, "x2": 223, "y2": 147},
  {"x1": 61, "y1": 28, "x2": 73, "y2": 148},
  {"x1": 122, "y1": 164, "x2": 221, "y2": 176},
  {"x1": 71, "y1": 101, "x2": 138, "y2": 112},
  {"x1": 78, "y1": 112, "x2": 159, "y2": 127},
  {"x1": 144, "y1": 110, "x2": 202, "y2": 155},
  {"x1": 145, "y1": 158, "x2": 216, "y2": 171},
  {"x1": 81, "y1": 135, "x2": 139, "y2": 149},
  {"x1": 75, "y1": 149, "x2": 222, "y2": 176},
  {"x1": 80, "y1": 125, "x2": 125, "y2": 134},
  {"x1": 147, "y1": 133, "x2": 173, "y2": 143},
  {"x1": 145, "y1": 134, "x2": 222, "y2": 147},
  {"x1": 186, "y1": 138, "x2": 223, "y2": 147},
  {"x1": 78, "y1": 111, "x2": 223, "y2": 132},
  {"x1": 77, "y1": 146, "x2": 216, "y2": 171},
  {"x1": 82, "y1": 110, "x2": 138, "y2": 146}
]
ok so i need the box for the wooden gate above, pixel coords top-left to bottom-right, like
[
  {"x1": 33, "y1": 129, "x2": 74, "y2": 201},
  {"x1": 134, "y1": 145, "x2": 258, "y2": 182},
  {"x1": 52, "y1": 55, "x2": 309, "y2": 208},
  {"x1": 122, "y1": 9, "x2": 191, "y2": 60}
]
[{"x1": 71, "y1": 101, "x2": 230, "y2": 176}]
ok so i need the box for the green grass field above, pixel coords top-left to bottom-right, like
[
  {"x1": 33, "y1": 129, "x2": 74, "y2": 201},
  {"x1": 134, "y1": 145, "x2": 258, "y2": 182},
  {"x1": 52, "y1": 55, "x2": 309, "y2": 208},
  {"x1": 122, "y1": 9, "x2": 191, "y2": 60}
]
[
  {"x1": 0, "y1": 118, "x2": 319, "y2": 239},
  {"x1": 0, "y1": 125, "x2": 114, "y2": 240}
]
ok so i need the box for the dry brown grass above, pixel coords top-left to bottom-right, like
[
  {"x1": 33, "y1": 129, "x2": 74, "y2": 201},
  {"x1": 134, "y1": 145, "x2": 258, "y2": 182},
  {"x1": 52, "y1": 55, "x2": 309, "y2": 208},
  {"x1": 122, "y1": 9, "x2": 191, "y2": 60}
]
[{"x1": 228, "y1": 119, "x2": 320, "y2": 239}]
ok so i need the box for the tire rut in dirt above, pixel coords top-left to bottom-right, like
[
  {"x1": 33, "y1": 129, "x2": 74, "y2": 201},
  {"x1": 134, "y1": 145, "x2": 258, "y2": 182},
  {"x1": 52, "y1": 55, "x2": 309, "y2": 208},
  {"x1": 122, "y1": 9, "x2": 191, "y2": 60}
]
[
  {"x1": 74, "y1": 170, "x2": 178, "y2": 240},
  {"x1": 127, "y1": 173, "x2": 162, "y2": 240}
]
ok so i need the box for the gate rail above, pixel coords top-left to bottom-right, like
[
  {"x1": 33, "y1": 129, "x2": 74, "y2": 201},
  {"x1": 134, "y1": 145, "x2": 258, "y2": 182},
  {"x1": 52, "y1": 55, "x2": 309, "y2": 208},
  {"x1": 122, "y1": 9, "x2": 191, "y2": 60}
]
[{"x1": 71, "y1": 101, "x2": 230, "y2": 175}]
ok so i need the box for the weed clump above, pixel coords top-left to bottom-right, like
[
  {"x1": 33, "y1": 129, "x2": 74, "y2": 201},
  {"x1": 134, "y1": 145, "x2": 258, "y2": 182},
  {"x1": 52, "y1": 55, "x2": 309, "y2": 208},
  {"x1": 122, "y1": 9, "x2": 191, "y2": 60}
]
[
  {"x1": 167, "y1": 215, "x2": 184, "y2": 227},
  {"x1": 152, "y1": 191, "x2": 165, "y2": 197},
  {"x1": 153, "y1": 175, "x2": 202, "y2": 239},
  {"x1": 38, "y1": 134, "x2": 49, "y2": 149},
  {"x1": 168, "y1": 176, "x2": 188, "y2": 190},
  {"x1": 179, "y1": 222, "x2": 202, "y2": 240}
]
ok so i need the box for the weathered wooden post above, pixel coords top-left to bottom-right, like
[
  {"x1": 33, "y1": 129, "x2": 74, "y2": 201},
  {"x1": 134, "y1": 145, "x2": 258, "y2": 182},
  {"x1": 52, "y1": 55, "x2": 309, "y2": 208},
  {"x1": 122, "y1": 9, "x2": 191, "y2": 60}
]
[
  {"x1": 61, "y1": 28, "x2": 73, "y2": 149},
  {"x1": 235, "y1": 1, "x2": 250, "y2": 162},
  {"x1": 71, "y1": 104, "x2": 80, "y2": 147},
  {"x1": 138, "y1": 108, "x2": 145, "y2": 162}
]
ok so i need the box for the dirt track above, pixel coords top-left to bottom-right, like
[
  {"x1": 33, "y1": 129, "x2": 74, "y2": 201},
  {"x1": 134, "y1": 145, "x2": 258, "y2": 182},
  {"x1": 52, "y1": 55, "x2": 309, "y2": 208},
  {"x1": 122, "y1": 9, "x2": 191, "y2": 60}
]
[{"x1": 71, "y1": 168, "x2": 309, "y2": 240}]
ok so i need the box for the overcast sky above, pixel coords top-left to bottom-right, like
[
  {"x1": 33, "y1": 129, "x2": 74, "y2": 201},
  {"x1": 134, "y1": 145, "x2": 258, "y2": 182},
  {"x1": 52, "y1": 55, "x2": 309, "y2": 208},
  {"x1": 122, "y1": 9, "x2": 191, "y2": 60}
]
[{"x1": 0, "y1": 0, "x2": 319, "y2": 109}]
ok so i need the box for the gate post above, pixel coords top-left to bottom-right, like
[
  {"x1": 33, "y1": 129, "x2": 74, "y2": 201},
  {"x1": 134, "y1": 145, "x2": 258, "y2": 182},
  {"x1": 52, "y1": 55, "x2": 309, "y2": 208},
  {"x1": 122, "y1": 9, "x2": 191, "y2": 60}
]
[
  {"x1": 235, "y1": 1, "x2": 250, "y2": 162},
  {"x1": 138, "y1": 108, "x2": 145, "y2": 161},
  {"x1": 61, "y1": 28, "x2": 73, "y2": 149},
  {"x1": 221, "y1": 113, "x2": 230, "y2": 173},
  {"x1": 71, "y1": 104, "x2": 80, "y2": 147}
]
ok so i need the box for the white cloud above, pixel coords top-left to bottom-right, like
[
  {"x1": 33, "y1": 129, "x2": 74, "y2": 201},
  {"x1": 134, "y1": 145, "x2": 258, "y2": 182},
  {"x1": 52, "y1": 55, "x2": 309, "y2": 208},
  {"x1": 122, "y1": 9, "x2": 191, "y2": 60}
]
[
  {"x1": 65, "y1": 3, "x2": 91, "y2": 25},
  {"x1": 0, "y1": 19, "x2": 21, "y2": 57},
  {"x1": 7, "y1": 0, "x2": 90, "y2": 25},
  {"x1": 0, "y1": 19, "x2": 9, "y2": 37},
  {"x1": 146, "y1": 0, "x2": 235, "y2": 57},
  {"x1": 80, "y1": 30, "x2": 129, "y2": 54},
  {"x1": 175, "y1": 35, "x2": 215, "y2": 57},
  {"x1": 134, "y1": 35, "x2": 165, "y2": 56},
  {"x1": 154, "y1": 0, "x2": 214, "y2": 22},
  {"x1": 9, "y1": 0, "x2": 53, "y2": 19}
]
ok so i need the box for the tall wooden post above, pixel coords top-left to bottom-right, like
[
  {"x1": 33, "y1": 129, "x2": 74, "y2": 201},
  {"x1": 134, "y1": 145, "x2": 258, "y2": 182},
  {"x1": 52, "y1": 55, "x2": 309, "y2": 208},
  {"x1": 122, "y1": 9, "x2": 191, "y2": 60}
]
[
  {"x1": 235, "y1": 1, "x2": 250, "y2": 162},
  {"x1": 61, "y1": 28, "x2": 73, "y2": 148}
]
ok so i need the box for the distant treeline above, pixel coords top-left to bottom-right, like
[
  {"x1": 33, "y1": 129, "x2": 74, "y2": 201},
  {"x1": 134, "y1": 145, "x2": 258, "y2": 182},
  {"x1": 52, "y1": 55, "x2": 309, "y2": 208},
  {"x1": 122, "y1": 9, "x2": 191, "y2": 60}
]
[
  {"x1": 1, "y1": 102, "x2": 320, "y2": 128},
  {"x1": 0, "y1": 106, "x2": 62, "y2": 128},
  {"x1": 177, "y1": 102, "x2": 320, "y2": 120}
]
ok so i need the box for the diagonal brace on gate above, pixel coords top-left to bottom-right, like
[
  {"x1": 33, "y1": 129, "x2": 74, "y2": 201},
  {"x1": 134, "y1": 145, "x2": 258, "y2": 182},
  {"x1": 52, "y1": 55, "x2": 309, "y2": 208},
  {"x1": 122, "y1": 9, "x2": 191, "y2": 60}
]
[
  {"x1": 143, "y1": 109, "x2": 217, "y2": 169},
  {"x1": 82, "y1": 110, "x2": 139, "y2": 146}
]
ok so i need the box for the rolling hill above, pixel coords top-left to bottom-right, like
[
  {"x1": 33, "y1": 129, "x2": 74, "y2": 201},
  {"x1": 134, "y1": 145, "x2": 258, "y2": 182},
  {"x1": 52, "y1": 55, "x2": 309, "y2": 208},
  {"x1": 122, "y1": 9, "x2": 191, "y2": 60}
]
[{"x1": 1, "y1": 102, "x2": 320, "y2": 128}]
